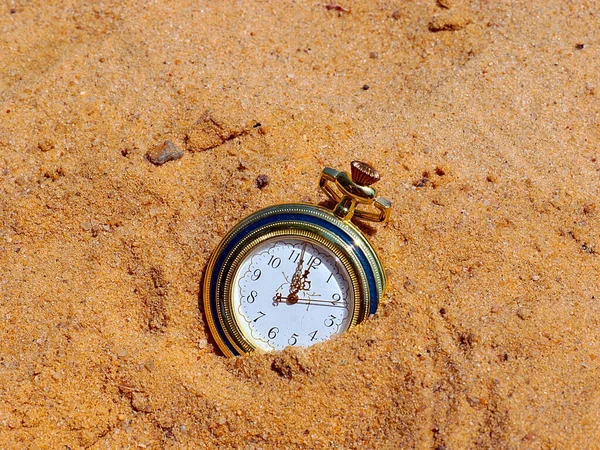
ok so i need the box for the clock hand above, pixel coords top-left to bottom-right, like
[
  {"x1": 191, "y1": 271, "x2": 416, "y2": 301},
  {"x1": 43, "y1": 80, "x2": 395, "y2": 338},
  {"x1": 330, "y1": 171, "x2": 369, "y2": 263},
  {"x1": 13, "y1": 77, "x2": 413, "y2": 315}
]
[
  {"x1": 300, "y1": 256, "x2": 315, "y2": 291},
  {"x1": 294, "y1": 299, "x2": 346, "y2": 309},
  {"x1": 300, "y1": 259, "x2": 317, "y2": 309},
  {"x1": 274, "y1": 295, "x2": 345, "y2": 306},
  {"x1": 276, "y1": 295, "x2": 330, "y2": 302},
  {"x1": 286, "y1": 243, "x2": 308, "y2": 301}
]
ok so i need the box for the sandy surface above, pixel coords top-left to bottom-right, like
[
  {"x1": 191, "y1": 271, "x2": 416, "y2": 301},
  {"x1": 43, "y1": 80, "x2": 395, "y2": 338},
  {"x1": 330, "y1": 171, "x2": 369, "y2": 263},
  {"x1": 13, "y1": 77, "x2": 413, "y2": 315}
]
[{"x1": 1, "y1": 0, "x2": 599, "y2": 448}]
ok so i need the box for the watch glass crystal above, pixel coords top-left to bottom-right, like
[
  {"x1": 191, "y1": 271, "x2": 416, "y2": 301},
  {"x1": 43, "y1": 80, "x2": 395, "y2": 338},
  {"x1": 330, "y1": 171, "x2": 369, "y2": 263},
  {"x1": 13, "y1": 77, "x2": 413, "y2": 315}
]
[{"x1": 231, "y1": 237, "x2": 355, "y2": 351}]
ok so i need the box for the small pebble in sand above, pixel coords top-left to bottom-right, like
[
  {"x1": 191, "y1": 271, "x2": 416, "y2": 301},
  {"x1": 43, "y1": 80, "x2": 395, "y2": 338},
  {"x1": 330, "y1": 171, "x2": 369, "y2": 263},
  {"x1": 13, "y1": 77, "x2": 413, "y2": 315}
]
[
  {"x1": 369, "y1": 51, "x2": 379, "y2": 59},
  {"x1": 583, "y1": 203, "x2": 596, "y2": 215},
  {"x1": 517, "y1": 307, "x2": 532, "y2": 320},
  {"x1": 146, "y1": 140, "x2": 184, "y2": 166},
  {"x1": 256, "y1": 174, "x2": 270, "y2": 189},
  {"x1": 436, "y1": 0, "x2": 453, "y2": 9},
  {"x1": 323, "y1": 3, "x2": 350, "y2": 12},
  {"x1": 491, "y1": 304, "x2": 502, "y2": 314},
  {"x1": 362, "y1": 84, "x2": 370, "y2": 90},
  {"x1": 429, "y1": 12, "x2": 472, "y2": 32},
  {"x1": 38, "y1": 139, "x2": 55, "y2": 152},
  {"x1": 403, "y1": 279, "x2": 416, "y2": 293}
]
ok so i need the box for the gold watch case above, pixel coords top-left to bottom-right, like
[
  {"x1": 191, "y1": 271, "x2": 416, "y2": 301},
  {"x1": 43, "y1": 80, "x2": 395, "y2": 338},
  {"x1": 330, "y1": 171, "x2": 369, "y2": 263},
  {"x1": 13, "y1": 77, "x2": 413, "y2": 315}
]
[{"x1": 203, "y1": 162, "x2": 391, "y2": 357}]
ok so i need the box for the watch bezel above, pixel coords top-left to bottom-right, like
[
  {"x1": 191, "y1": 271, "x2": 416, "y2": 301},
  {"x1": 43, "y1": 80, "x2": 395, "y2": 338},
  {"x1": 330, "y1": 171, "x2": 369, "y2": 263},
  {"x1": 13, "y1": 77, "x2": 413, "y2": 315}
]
[
  {"x1": 203, "y1": 203, "x2": 386, "y2": 357},
  {"x1": 224, "y1": 229, "x2": 362, "y2": 353}
]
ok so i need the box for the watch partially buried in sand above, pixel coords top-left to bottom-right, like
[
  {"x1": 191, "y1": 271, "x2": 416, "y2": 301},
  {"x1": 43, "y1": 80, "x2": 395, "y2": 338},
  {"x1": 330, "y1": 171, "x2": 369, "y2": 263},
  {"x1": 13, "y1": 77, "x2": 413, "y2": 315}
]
[{"x1": 203, "y1": 161, "x2": 392, "y2": 357}]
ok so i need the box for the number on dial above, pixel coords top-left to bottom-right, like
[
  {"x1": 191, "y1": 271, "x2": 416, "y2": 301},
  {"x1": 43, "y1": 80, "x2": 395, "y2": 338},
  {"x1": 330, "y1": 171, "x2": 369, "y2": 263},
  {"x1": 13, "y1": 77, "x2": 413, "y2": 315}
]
[{"x1": 232, "y1": 237, "x2": 354, "y2": 351}]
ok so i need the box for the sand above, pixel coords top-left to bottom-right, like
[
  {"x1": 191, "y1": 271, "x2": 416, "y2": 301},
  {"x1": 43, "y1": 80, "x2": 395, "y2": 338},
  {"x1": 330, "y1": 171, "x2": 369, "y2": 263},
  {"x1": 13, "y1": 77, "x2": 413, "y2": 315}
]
[{"x1": 0, "y1": 0, "x2": 599, "y2": 448}]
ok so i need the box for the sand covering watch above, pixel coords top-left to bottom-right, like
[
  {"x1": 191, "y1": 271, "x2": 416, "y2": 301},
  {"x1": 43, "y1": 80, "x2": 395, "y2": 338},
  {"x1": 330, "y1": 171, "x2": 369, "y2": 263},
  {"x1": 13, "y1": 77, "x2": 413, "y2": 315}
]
[{"x1": 203, "y1": 161, "x2": 392, "y2": 357}]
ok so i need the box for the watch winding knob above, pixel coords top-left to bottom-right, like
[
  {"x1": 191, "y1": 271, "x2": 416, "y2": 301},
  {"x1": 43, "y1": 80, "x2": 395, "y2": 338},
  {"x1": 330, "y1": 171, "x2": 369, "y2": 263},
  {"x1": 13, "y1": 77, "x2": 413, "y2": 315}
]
[{"x1": 350, "y1": 160, "x2": 380, "y2": 186}]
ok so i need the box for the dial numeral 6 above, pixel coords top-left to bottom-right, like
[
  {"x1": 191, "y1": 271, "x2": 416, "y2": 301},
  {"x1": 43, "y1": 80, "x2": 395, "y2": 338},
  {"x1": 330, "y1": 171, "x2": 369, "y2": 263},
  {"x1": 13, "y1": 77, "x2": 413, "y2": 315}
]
[{"x1": 268, "y1": 327, "x2": 279, "y2": 339}]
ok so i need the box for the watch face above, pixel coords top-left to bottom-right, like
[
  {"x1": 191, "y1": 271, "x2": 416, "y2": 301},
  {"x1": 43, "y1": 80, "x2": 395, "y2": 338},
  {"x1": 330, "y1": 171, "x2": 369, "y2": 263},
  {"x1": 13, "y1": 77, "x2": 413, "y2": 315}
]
[{"x1": 231, "y1": 236, "x2": 355, "y2": 351}]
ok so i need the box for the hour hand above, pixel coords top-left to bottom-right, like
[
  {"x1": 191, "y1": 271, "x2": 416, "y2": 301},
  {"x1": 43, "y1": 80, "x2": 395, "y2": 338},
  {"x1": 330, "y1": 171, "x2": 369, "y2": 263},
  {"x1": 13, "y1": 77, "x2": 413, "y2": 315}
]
[{"x1": 287, "y1": 243, "x2": 307, "y2": 297}]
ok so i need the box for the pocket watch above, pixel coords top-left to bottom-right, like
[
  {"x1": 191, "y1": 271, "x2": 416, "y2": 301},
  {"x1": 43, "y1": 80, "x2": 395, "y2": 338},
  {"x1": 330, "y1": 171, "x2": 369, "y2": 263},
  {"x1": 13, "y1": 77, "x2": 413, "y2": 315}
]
[{"x1": 203, "y1": 161, "x2": 391, "y2": 357}]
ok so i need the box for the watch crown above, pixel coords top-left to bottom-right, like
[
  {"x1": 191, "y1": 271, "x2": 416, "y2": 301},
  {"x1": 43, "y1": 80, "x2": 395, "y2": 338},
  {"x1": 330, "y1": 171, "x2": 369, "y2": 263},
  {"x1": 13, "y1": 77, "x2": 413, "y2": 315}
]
[{"x1": 350, "y1": 160, "x2": 380, "y2": 186}]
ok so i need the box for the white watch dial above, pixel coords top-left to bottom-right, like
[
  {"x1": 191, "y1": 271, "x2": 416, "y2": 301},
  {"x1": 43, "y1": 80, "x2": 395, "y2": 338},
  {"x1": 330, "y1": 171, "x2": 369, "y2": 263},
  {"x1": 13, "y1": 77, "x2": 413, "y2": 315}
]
[{"x1": 231, "y1": 237, "x2": 354, "y2": 351}]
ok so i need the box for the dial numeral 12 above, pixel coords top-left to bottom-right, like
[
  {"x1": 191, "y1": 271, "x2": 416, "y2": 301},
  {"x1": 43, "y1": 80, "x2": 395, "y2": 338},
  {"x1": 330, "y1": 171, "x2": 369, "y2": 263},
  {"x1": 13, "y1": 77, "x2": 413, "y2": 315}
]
[{"x1": 307, "y1": 256, "x2": 321, "y2": 269}]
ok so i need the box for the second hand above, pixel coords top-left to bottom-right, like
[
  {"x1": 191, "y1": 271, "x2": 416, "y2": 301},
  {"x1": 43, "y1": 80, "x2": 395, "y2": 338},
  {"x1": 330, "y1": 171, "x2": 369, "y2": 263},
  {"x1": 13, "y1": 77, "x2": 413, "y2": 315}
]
[{"x1": 274, "y1": 295, "x2": 344, "y2": 306}]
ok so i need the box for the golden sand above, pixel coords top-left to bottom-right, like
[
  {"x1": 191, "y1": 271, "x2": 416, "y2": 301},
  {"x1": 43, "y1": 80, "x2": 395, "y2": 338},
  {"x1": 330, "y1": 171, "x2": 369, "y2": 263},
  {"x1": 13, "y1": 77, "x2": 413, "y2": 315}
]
[{"x1": 0, "y1": 1, "x2": 599, "y2": 448}]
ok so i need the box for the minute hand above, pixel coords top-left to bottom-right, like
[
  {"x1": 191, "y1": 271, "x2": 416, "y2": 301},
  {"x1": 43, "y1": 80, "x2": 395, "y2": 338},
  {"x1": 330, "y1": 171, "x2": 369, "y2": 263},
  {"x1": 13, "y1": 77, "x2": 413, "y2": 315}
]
[
  {"x1": 276, "y1": 296, "x2": 344, "y2": 305},
  {"x1": 294, "y1": 299, "x2": 346, "y2": 309}
]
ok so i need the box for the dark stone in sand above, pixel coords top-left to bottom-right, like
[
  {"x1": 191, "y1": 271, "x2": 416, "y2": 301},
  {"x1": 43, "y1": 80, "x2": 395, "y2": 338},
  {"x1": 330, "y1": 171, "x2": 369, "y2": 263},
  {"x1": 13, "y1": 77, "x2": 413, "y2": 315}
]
[{"x1": 146, "y1": 140, "x2": 184, "y2": 166}]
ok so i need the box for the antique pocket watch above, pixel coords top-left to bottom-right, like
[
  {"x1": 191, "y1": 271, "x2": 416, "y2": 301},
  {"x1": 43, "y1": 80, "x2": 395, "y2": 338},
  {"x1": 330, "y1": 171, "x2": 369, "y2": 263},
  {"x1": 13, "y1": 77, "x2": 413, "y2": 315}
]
[{"x1": 203, "y1": 161, "x2": 391, "y2": 357}]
